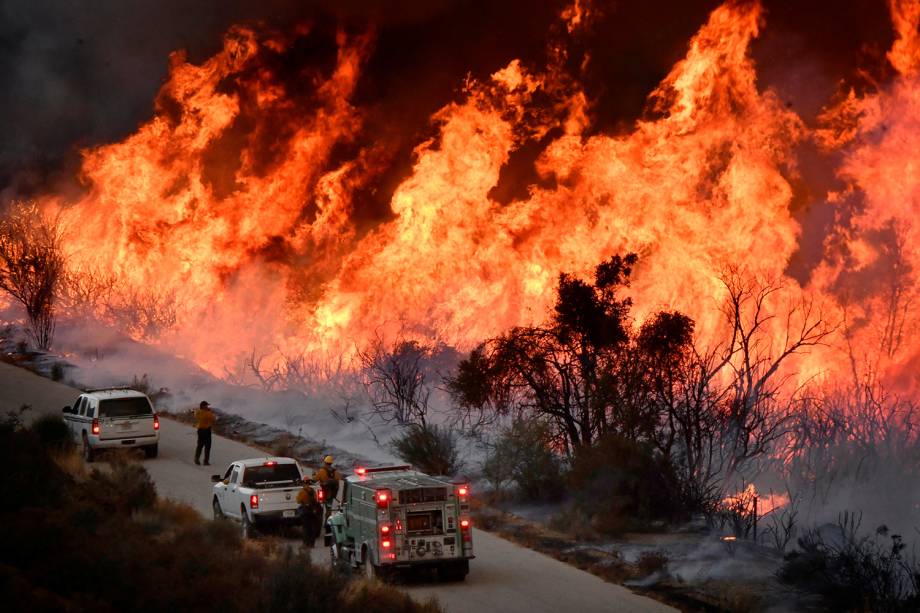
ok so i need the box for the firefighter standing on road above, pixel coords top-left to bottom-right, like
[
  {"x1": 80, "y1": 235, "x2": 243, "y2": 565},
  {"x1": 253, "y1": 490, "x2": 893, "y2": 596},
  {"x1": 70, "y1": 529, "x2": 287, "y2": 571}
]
[
  {"x1": 297, "y1": 479, "x2": 322, "y2": 548},
  {"x1": 313, "y1": 455, "x2": 342, "y2": 520},
  {"x1": 194, "y1": 401, "x2": 216, "y2": 466}
]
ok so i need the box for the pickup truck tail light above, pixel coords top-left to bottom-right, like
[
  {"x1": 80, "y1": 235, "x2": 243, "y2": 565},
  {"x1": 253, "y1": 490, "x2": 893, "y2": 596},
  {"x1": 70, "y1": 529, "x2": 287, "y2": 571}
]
[
  {"x1": 153, "y1": 414, "x2": 160, "y2": 430},
  {"x1": 250, "y1": 494, "x2": 259, "y2": 509},
  {"x1": 91, "y1": 419, "x2": 100, "y2": 435}
]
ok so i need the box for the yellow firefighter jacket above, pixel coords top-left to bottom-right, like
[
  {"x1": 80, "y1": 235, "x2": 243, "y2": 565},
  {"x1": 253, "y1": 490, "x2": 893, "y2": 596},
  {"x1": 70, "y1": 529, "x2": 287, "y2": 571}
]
[
  {"x1": 297, "y1": 486, "x2": 317, "y2": 506},
  {"x1": 313, "y1": 466, "x2": 342, "y2": 484},
  {"x1": 195, "y1": 408, "x2": 216, "y2": 430}
]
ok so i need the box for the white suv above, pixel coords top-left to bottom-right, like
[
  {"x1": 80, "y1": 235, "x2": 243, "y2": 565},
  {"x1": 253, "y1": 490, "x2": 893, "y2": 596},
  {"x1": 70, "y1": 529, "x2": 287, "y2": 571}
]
[{"x1": 62, "y1": 388, "x2": 160, "y2": 462}]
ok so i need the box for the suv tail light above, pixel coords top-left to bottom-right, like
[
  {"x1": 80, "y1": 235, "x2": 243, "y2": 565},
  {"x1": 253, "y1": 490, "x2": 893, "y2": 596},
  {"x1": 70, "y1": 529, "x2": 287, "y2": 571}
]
[
  {"x1": 250, "y1": 494, "x2": 259, "y2": 509},
  {"x1": 153, "y1": 414, "x2": 160, "y2": 430},
  {"x1": 91, "y1": 419, "x2": 100, "y2": 435},
  {"x1": 375, "y1": 489, "x2": 391, "y2": 509},
  {"x1": 317, "y1": 488, "x2": 325, "y2": 502}
]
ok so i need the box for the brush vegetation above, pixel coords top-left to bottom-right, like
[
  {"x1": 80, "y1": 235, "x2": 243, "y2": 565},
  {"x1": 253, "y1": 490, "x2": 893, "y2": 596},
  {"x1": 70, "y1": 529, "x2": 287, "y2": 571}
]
[{"x1": 0, "y1": 415, "x2": 440, "y2": 613}]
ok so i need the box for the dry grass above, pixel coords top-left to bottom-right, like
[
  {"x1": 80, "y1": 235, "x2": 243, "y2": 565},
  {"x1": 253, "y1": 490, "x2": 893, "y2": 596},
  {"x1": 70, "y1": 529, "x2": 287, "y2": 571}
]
[
  {"x1": 49, "y1": 446, "x2": 87, "y2": 478},
  {"x1": 342, "y1": 579, "x2": 441, "y2": 613}
]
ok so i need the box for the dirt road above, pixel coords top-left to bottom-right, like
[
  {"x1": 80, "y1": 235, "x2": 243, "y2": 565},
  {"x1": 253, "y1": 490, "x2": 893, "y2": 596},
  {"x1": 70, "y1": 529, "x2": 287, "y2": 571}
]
[{"x1": 1, "y1": 362, "x2": 674, "y2": 613}]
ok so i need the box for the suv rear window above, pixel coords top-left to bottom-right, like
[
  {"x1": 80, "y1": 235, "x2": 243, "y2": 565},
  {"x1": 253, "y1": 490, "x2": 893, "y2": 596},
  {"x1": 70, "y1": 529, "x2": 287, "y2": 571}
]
[
  {"x1": 99, "y1": 397, "x2": 153, "y2": 418},
  {"x1": 242, "y1": 464, "x2": 301, "y2": 487}
]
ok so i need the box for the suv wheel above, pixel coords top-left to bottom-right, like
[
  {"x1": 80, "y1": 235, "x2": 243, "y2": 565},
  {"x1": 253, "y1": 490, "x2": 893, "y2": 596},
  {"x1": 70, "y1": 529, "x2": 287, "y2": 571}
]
[
  {"x1": 212, "y1": 497, "x2": 224, "y2": 521},
  {"x1": 82, "y1": 433, "x2": 95, "y2": 463}
]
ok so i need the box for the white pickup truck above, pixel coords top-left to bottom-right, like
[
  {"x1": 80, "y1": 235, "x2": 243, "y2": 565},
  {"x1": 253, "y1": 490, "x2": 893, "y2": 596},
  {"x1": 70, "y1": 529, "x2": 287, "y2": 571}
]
[
  {"x1": 62, "y1": 388, "x2": 160, "y2": 462},
  {"x1": 211, "y1": 457, "x2": 308, "y2": 538}
]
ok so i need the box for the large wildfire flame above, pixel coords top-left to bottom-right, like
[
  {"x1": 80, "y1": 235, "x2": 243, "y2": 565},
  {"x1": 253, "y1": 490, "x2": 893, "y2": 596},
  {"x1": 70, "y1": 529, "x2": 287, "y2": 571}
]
[{"x1": 26, "y1": 1, "x2": 920, "y2": 387}]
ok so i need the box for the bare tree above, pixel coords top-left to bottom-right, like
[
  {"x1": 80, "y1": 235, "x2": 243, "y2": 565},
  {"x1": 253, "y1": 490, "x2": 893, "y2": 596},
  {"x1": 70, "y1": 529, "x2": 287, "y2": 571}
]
[
  {"x1": 58, "y1": 265, "x2": 118, "y2": 320},
  {"x1": 718, "y1": 269, "x2": 833, "y2": 478},
  {"x1": 0, "y1": 201, "x2": 65, "y2": 350},
  {"x1": 358, "y1": 335, "x2": 433, "y2": 427}
]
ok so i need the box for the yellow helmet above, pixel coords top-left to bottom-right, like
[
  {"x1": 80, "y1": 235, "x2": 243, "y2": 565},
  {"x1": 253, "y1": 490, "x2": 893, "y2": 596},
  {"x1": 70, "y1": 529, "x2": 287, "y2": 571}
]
[{"x1": 324, "y1": 455, "x2": 334, "y2": 465}]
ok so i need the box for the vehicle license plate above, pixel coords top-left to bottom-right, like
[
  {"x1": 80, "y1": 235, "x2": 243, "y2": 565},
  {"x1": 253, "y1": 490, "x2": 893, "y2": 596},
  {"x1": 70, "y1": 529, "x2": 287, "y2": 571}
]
[{"x1": 283, "y1": 510, "x2": 295, "y2": 518}]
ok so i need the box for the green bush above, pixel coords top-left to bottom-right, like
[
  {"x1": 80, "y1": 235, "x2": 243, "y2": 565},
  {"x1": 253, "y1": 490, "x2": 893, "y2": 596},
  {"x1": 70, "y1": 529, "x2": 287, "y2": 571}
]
[
  {"x1": 568, "y1": 432, "x2": 685, "y2": 534},
  {"x1": 391, "y1": 424, "x2": 462, "y2": 476},
  {"x1": 483, "y1": 418, "x2": 563, "y2": 501},
  {"x1": 28, "y1": 414, "x2": 74, "y2": 452}
]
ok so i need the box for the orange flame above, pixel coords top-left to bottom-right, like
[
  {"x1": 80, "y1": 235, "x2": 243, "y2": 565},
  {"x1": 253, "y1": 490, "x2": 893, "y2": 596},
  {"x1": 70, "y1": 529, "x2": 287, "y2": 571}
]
[
  {"x1": 723, "y1": 484, "x2": 790, "y2": 518},
  {"x1": 21, "y1": 0, "x2": 920, "y2": 390}
]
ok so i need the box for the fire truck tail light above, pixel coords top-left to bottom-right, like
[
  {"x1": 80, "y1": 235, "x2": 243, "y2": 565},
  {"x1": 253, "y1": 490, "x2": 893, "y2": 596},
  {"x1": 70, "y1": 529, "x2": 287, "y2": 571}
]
[
  {"x1": 91, "y1": 419, "x2": 100, "y2": 435},
  {"x1": 460, "y1": 519, "x2": 470, "y2": 529},
  {"x1": 381, "y1": 539, "x2": 392, "y2": 549},
  {"x1": 250, "y1": 494, "x2": 259, "y2": 509},
  {"x1": 153, "y1": 414, "x2": 160, "y2": 430},
  {"x1": 458, "y1": 486, "x2": 468, "y2": 497},
  {"x1": 381, "y1": 524, "x2": 391, "y2": 535},
  {"x1": 376, "y1": 490, "x2": 390, "y2": 509},
  {"x1": 355, "y1": 467, "x2": 367, "y2": 476}
]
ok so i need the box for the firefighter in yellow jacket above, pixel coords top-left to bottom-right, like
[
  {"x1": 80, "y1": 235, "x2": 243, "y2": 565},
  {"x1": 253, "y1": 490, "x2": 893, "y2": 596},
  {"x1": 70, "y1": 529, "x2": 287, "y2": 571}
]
[
  {"x1": 313, "y1": 455, "x2": 342, "y2": 518},
  {"x1": 297, "y1": 479, "x2": 322, "y2": 547},
  {"x1": 194, "y1": 401, "x2": 216, "y2": 465}
]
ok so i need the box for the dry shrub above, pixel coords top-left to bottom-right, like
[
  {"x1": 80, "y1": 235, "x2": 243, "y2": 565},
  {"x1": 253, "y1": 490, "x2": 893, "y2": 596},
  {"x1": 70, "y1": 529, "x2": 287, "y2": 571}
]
[
  {"x1": 341, "y1": 579, "x2": 441, "y2": 613},
  {"x1": 84, "y1": 461, "x2": 157, "y2": 514},
  {"x1": 28, "y1": 413, "x2": 74, "y2": 453},
  {"x1": 154, "y1": 498, "x2": 201, "y2": 526},
  {"x1": 50, "y1": 445, "x2": 87, "y2": 478},
  {"x1": 548, "y1": 506, "x2": 600, "y2": 542},
  {"x1": 779, "y1": 514, "x2": 920, "y2": 612},
  {"x1": 636, "y1": 551, "x2": 669, "y2": 577},
  {"x1": 0, "y1": 424, "x2": 440, "y2": 613}
]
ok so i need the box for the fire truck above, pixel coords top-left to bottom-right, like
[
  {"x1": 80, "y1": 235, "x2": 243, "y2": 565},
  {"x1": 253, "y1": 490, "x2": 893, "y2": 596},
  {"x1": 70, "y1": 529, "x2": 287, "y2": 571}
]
[{"x1": 325, "y1": 465, "x2": 474, "y2": 581}]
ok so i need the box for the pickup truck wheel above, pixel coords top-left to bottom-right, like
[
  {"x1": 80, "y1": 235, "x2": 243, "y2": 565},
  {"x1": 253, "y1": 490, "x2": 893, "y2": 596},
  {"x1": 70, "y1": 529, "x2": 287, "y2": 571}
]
[
  {"x1": 212, "y1": 497, "x2": 224, "y2": 520},
  {"x1": 82, "y1": 433, "x2": 95, "y2": 463},
  {"x1": 241, "y1": 511, "x2": 255, "y2": 539},
  {"x1": 144, "y1": 444, "x2": 158, "y2": 459}
]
